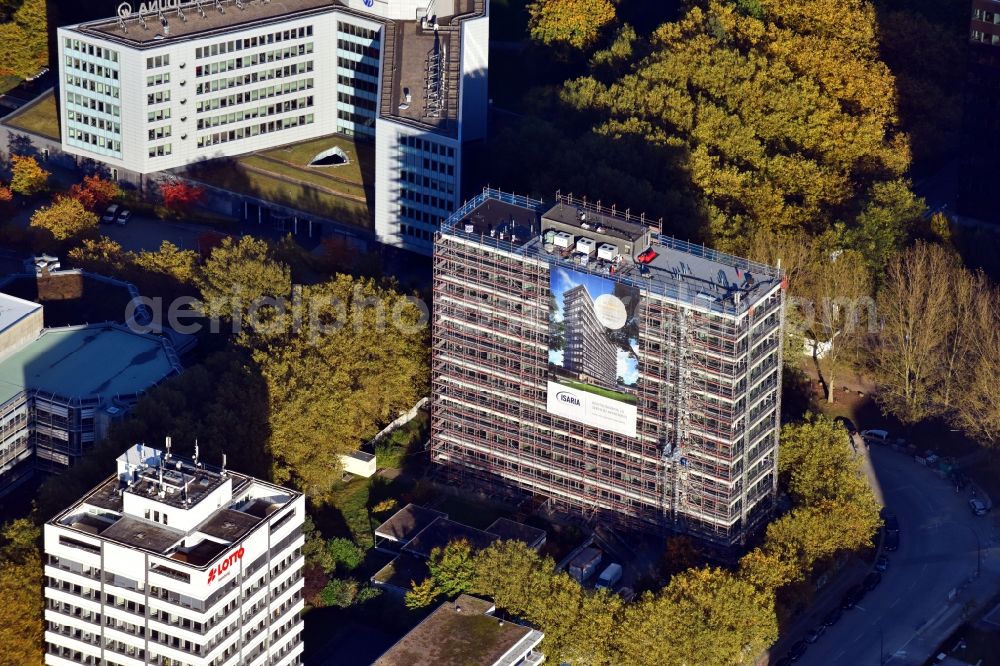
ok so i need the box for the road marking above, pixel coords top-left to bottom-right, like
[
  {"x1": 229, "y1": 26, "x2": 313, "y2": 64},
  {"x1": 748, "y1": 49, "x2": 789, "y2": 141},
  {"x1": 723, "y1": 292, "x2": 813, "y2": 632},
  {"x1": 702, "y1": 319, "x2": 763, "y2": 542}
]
[{"x1": 889, "y1": 598, "x2": 901, "y2": 608}]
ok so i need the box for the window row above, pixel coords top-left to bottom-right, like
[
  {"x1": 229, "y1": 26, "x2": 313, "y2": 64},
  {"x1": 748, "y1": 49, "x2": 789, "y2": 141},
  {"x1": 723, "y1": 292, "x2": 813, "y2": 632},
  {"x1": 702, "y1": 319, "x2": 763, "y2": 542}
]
[
  {"x1": 337, "y1": 91, "x2": 376, "y2": 112},
  {"x1": 401, "y1": 169, "x2": 455, "y2": 195},
  {"x1": 148, "y1": 107, "x2": 171, "y2": 122},
  {"x1": 401, "y1": 187, "x2": 452, "y2": 212},
  {"x1": 67, "y1": 110, "x2": 120, "y2": 134},
  {"x1": 196, "y1": 78, "x2": 314, "y2": 113},
  {"x1": 147, "y1": 90, "x2": 171, "y2": 105},
  {"x1": 64, "y1": 57, "x2": 119, "y2": 80},
  {"x1": 195, "y1": 43, "x2": 313, "y2": 78},
  {"x1": 66, "y1": 91, "x2": 120, "y2": 117},
  {"x1": 338, "y1": 21, "x2": 378, "y2": 41},
  {"x1": 195, "y1": 25, "x2": 313, "y2": 59},
  {"x1": 63, "y1": 38, "x2": 118, "y2": 62},
  {"x1": 337, "y1": 56, "x2": 378, "y2": 78},
  {"x1": 336, "y1": 38, "x2": 379, "y2": 59},
  {"x1": 196, "y1": 61, "x2": 313, "y2": 95},
  {"x1": 148, "y1": 143, "x2": 172, "y2": 158},
  {"x1": 400, "y1": 135, "x2": 456, "y2": 158},
  {"x1": 66, "y1": 128, "x2": 121, "y2": 153},
  {"x1": 973, "y1": 8, "x2": 1000, "y2": 24},
  {"x1": 196, "y1": 114, "x2": 314, "y2": 147},
  {"x1": 971, "y1": 29, "x2": 1000, "y2": 45},
  {"x1": 146, "y1": 54, "x2": 170, "y2": 69},
  {"x1": 336, "y1": 108, "x2": 373, "y2": 127},
  {"x1": 148, "y1": 125, "x2": 171, "y2": 141},
  {"x1": 65, "y1": 74, "x2": 120, "y2": 98},
  {"x1": 197, "y1": 95, "x2": 314, "y2": 130},
  {"x1": 400, "y1": 205, "x2": 443, "y2": 230},
  {"x1": 337, "y1": 73, "x2": 378, "y2": 95},
  {"x1": 146, "y1": 72, "x2": 170, "y2": 86}
]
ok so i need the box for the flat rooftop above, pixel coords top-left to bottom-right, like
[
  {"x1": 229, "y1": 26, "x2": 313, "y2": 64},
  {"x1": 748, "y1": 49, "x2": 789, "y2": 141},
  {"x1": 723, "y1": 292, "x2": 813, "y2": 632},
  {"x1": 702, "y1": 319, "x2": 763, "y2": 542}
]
[
  {"x1": 403, "y1": 517, "x2": 499, "y2": 559},
  {"x1": 0, "y1": 292, "x2": 41, "y2": 335},
  {"x1": 0, "y1": 324, "x2": 180, "y2": 406},
  {"x1": 52, "y1": 446, "x2": 300, "y2": 563},
  {"x1": 78, "y1": 0, "x2": 339, "y2": 46},
  {"x1": 381, "y1": 1, "x2": 485, "y2": 135},
  {"x1": 484, "y1": 518, "x2": 546, "y2": 550},
  {"x1": 375, "y1": 503, "x2": 447, "y2": 546},
  {"x1": 441, "y1": 190, "x2": 784, "y2": 316},
  {"x1": 374, "y1": 594, "x2": 537, "y2": 666}
]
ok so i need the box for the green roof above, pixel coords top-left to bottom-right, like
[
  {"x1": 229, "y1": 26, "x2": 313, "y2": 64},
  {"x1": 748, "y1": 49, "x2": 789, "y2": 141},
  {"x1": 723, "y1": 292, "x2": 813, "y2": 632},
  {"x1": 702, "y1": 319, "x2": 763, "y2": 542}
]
[{"x1": 0, "y1": 325, "x2": 179, "y2": 406}]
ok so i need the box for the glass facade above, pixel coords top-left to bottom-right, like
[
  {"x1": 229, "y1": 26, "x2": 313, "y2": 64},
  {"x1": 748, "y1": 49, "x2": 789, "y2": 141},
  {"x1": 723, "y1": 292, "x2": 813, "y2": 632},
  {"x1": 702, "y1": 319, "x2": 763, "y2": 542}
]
[
  {"x1": 335, "y1": 20, "x2": 380, "y2": 137},
  {"x1": 63, "y1": 38, "x2": 122, "y2": 158}
]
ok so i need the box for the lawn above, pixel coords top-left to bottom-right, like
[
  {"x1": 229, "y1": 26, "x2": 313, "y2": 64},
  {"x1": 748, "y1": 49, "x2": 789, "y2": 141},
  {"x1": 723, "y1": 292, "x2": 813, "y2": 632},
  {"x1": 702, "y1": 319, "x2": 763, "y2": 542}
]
[
  {"x1": 557, "y1": 378, "x2": 638, "y2": 404},
  {"x1": 4, "y1": 90, "x2": 59, "y2": 139},
  {"x1": 186, "y1": 133, "x2": 375, "y2": 230}
]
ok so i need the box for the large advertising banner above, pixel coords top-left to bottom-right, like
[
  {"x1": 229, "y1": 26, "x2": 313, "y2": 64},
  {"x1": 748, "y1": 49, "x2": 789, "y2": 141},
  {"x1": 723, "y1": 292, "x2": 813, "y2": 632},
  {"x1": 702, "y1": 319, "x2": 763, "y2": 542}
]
[{"x1": 547, "y1": 266, "x2": 641, "y2": 437}]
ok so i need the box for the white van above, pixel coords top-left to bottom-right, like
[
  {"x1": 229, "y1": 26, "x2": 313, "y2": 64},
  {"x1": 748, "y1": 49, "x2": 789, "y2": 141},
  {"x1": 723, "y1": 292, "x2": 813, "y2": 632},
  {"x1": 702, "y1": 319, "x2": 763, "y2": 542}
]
[{"x1": 861, "y1": 429, "x2": 890, "y2": 444}]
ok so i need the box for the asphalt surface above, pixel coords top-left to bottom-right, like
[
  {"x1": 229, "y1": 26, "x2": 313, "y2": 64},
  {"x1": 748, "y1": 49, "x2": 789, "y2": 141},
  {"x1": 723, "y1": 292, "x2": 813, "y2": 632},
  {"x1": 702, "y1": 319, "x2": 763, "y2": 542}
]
[{"x1": 794, "y1": 445, "x2": 1000, "y2": 666}]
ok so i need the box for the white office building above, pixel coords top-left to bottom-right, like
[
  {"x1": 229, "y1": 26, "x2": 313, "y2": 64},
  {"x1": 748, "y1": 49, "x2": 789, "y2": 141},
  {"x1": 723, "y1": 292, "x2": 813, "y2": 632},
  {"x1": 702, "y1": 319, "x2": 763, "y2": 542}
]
[
  {"x1": 44, "y1": 442, "x2": 305, "y2": 666},
  {"x1": 56, "y1": 0, "x2": 489, "y2": 253}
]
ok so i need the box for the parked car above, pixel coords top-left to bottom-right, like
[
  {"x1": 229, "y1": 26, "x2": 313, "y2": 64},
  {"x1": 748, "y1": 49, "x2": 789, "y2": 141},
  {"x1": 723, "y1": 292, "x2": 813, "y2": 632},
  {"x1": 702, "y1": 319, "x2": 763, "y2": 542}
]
[
  {"x1": 881, "y1": 509, "x2": 900, "y2": 533},
  {"x1": 861, "y1": 429, "x2": 890, "y2": 444},
  {"x1": 875, "y1": 555, "x2": 889, "y2": 572},
  {"x1": 841, "y1": 584, "x2": 865, "y2": 609},
  {"x1": 863, "y1": 571, "x2": 882, "y2": 591},
  {"x1": 788, "y1": 641, "x2": 808, "y2": 662},
  {"x1": 835, "y1": 416, "x2": 858, "y2": 436},
  {"x1": 822, "y1": 607, "x2": 843, "y2": 627},
  {"x1": 101, "y1": 204, "x2": 120, "y2": 224},
  {"x1": 884, "y1": 530, "x2": 900, "y2": 551},
  {"x1": 915, "y1": 450, "x2": 940, "y2": 466},
  {"x1": 115, "y1": 208, "x2": 132, "y2": 226},
  {"x1": 804, "y1": 626, "x2": 826, "y2": 643},
  {"x1": 970, "y1": 499, "x2": 989, "y2": 516}
]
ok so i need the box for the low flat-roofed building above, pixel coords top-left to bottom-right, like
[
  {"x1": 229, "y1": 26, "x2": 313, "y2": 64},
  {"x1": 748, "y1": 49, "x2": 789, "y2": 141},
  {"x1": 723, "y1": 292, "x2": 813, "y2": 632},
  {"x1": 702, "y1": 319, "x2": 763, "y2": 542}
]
[
  {"x1": 374, "y1": 594, "x2": 544, "y2": 666},
  {"x1": 45, "y1": 442, "x2": 305, "y2": 666},
  {"x1": 0, "y1": 292, "x2": 44, "y2": 359},
  {"x1": 402, "y1": 516, "x2": 499, "y2": 559},
  {"x1": 0, "y1": 322, "x2": 180, "y2": 495},
  {"x1": 374, "y1": 503, "x2": 447, "y2": 551},
  {"x1": 484, "y1": 518, "x2": 547, "y2": 551}
]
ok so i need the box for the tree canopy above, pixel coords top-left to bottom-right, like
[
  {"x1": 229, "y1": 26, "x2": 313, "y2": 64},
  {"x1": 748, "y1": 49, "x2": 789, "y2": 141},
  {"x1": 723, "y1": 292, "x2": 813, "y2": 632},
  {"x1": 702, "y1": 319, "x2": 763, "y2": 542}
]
[
  {"x1": 0, "y1": 0, "x2": 47, "y2": 79},
  {"x1": 30, "y1": 197, "x2": 99, "y2": 242},
  {"x1": 10, "y1": 154, "x2": 49, "y2": 196},
  {"x1": 526, "y1": 0, "x2": 617, "y2": 50}
]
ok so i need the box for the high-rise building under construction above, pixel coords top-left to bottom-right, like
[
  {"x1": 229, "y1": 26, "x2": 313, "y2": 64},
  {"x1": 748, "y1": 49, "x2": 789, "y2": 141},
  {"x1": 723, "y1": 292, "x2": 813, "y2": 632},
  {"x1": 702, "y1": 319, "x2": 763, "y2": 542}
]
[{"x1": 430, "y1": 189, "x2": 786, "y2": 546}]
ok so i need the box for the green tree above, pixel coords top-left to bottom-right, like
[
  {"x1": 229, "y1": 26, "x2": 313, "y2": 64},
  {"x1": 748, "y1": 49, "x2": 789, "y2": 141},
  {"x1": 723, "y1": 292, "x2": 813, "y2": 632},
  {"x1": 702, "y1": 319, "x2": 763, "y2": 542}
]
[
  {"x1": 558, "y1": 0, "x2": 913, "y2": 248},
  {"x1": 405, "y1": 577, "x2": 441, "y2": 609},
  {"x1": 9, "y1": 154, "x2": 48, "y2": 196},
  {"x1": 197, "y1": 236, "x2": 292, "y2": 341},
  {"x1": 527, "y1": 0, "x2": 617, "y2": 50},
  {"x1": 326, "y1": 537, "x2": 364, "y2": 574},
  {"x1": 256, "y1": 275, "x2": 427, "y2": 495},
  {"x1": 0, "y1": 520, "x2": 43, "y2": 665},
  {"x1": 30, "y1": 198, "x2": 99, "y2": 242},
  {"x1": 427, "y1": 539, "x2": 476, "y2": 597},
  {"x1": 850, "y1": 179, "x2": 926, "y2": 278},
  {"x1": 319, "y1": 577, "x2": 358, "y2": 608}
]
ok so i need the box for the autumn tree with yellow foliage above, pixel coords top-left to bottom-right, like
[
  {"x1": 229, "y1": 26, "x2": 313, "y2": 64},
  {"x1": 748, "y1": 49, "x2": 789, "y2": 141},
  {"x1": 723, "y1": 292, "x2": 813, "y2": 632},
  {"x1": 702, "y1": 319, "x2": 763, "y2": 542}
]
[
  {"x1": 527, "y1": 0, "x2": 616, "y2": 50},
  {"x1": 0, "y1": 519, "x2": 43, "y2": 666}
]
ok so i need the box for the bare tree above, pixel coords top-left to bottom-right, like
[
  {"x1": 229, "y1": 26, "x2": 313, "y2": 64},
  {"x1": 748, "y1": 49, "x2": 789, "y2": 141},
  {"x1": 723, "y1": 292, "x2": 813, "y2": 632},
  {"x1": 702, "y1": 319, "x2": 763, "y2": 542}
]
[
  {"x1": 805, "y1": 249, "x2": 872, "y2": 403},
  {"x1": 953, "y1": 286, "x2": 1000, "y2": 446},
  {"x1": 870, "y1": 242, "x2": 957, "y2": 424}
]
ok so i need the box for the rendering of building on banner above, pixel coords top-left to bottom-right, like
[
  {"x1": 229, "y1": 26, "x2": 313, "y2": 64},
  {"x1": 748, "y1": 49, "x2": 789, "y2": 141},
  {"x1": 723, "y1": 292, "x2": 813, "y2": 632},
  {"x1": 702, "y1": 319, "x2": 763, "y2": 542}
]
[
  {"x1": 430, "y1": 190, "x2": 786, "y2": 546},
  {"x1": 55, "y1": 0, "x2": 489, "y2": 252},
  {"x1": 44, "y1": 442, "x2": 305, "y2": 666}
]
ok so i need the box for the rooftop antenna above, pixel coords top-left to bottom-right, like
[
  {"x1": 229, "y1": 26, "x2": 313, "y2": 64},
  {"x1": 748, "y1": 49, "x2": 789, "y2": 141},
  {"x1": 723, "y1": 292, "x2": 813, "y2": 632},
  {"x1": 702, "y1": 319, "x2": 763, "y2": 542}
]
[
  {"x1": 222, "y1": 452, "x2": 228, "y2": 477},
  {"x1": 165, "y1": 436, "x2": 172, "y2": 460},
  {"x1": 194, "y1": 440, "x2": 199, "y2": 466},
  {"x1": 158, "y1": 458, "x2": 165, "y2": 497}
]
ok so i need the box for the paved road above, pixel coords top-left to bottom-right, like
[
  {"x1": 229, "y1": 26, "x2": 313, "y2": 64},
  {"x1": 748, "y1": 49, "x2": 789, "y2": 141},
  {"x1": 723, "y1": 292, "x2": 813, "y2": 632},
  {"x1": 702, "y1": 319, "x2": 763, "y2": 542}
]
[{"x1": 795, "y1": 445, "x2": 1000, "y2": 666}]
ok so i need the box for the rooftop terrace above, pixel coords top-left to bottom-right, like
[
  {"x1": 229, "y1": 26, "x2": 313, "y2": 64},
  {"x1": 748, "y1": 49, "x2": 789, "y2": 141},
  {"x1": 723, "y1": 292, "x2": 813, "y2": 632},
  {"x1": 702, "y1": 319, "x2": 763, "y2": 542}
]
[
  {"x1": 53, "y1": 444, "x2": 300, "y2": 564},
  {"x1": 0, "y1": 323, "x2": 181, "y2": 406},
  {"x1": 441, "y1": 189, "x2": 785, "y2": 316}
]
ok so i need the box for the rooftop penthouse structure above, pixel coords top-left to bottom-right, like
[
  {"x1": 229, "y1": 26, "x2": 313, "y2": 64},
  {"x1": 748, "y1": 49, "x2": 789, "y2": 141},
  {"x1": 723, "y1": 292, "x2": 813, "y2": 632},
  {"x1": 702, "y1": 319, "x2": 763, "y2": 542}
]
[
  {"x1": 430, "y1": 189, "x2": 786, "y2": 546},
  {"x1": 45, "y1": 442, "x2": 305, "y2": 666}
]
